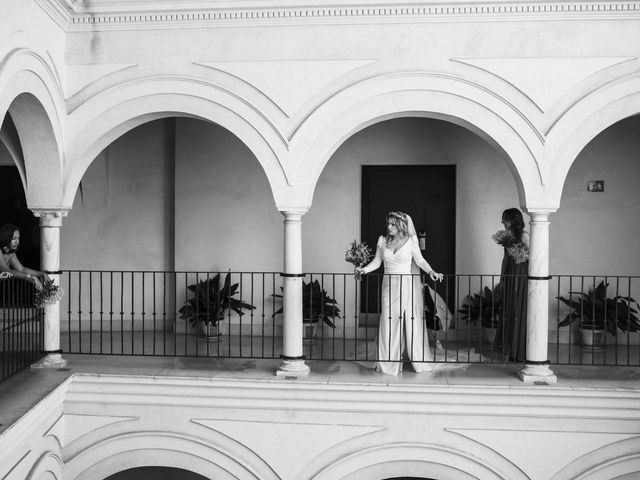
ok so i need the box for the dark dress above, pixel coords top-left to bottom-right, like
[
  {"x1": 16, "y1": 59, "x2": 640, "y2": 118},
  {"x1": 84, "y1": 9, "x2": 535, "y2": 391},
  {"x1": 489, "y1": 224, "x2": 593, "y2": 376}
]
[{"x1": 496, "y1": 245, "x2": 528, "y2": 362}]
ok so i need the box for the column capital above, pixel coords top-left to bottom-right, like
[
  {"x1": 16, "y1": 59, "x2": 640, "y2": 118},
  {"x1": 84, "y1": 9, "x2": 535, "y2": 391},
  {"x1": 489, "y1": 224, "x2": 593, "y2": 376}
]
[
  {"x1": 32, "y1": 209, "x2": 69, "y2": 227},
  {"x1": 280, "y1": 209, "x2": 308, "y2": 221},
  {"x1": 523, "y1": 208, "x2": 556, "y2": 219}
]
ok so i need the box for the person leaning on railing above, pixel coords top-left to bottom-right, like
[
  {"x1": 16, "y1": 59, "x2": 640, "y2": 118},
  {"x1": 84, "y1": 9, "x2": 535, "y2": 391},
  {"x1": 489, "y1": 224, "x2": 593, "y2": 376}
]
[{"x1": 0, "y1": 224, "x2": 47, "y2": 290}]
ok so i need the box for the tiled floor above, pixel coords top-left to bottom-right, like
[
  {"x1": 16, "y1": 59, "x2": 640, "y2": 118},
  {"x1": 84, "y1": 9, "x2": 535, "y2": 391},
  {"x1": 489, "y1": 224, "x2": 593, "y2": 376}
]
[{"x1": 2, "y1": 353, "x2": 640, "y2": 438}]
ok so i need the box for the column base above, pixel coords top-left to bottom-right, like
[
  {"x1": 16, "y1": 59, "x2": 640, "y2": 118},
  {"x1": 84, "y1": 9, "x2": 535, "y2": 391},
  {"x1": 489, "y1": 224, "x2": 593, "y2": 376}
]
[
  {"x1": 276, "y1": 359, "x2": 310, "y2": 378},
  {"x1": 31, "y1": 353, "x2": 69, "y2": 369},
  {"x1": 518, "y1": 362, "x2": 557, "y2": 384}
]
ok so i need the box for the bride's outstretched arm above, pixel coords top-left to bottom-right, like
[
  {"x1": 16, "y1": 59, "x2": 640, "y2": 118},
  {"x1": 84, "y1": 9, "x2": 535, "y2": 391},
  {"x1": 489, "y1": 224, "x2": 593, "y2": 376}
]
[
  {"x1": 410, "y1": 237, "x2": 443, "y2": 282},
  {"x1": 358, "y1": 236, "x2": 384, "y2": 275}
]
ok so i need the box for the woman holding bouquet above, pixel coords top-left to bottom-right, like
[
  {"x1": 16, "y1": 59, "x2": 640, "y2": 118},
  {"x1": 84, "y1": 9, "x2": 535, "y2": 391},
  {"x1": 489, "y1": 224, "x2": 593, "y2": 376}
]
[
  {"x1": 0, "y1": 224, "x2": 46, "y2": 290},
  {"x1": 492, "y1": 208, "x2": 529, "y2": 362},
  {"x1": 355, "y1": 211, "x2": 443, "y2": 375}
]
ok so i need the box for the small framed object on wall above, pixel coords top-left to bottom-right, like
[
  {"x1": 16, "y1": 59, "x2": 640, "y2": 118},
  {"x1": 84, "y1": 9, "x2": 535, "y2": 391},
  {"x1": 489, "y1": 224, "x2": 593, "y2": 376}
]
[{"x1": 587, "y1": 180, "x2": 604, "y2": 192}]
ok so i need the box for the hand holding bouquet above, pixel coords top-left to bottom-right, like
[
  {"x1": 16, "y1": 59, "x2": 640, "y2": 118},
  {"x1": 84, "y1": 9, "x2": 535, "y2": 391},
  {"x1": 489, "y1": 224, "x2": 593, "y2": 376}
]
[
  {"x1": 34, "y1": 278, "x2": 64, "y2": 308},
  {"x1": 491, "y1": 229, "x2": 515, "y2": 247},
  {"x1": 345, "y1": 239, "x2": 372, "y2": 280}
]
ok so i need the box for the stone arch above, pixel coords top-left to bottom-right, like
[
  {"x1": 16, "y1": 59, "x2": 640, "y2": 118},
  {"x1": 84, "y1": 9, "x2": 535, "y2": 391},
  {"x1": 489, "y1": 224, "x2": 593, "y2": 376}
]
[
  {"x1": 0, "y1": 48, "x2": 65, "y2": 207},
  {"x1": 26, "y1": 451, "x2": 64, "y2": 480},
  {"x1": 552, "y1": 436, "x2": 640, "y2": 480},
  {"x1": 546, "y1": 75, "x2": 640, "y2": 207},
  {"x1": 63, "y1": 77, "x2": 289, "y2": 208},
  {"x1": 306, "y1": 442, "x2": 527, "y2": 480},
  {"x1": 64, "y1": 430, "x2": 280, "y2": 480},
  {"x1": 287, "y1": 72, "x2": 545, "y2": 210}
]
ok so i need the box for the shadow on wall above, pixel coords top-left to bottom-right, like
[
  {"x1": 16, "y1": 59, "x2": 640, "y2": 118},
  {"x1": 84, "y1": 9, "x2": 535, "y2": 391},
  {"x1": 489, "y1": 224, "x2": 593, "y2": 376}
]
[{"x1": 106, "y1": 466, "x2": 208, "y2": 480}]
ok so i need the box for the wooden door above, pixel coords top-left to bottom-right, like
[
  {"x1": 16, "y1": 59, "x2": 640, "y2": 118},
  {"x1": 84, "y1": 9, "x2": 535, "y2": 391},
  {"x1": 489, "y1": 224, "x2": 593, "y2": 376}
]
[{"x1": 361, "y1": 165, "x2": 456, "y2": 316}]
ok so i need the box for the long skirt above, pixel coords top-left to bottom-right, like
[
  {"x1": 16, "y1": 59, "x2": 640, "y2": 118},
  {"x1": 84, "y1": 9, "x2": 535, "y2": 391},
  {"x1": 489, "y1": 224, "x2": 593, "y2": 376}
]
[
  {"x1": 375, "y1": 273, "x2": 432, "y2": 375},
  {"x1": 496, "y1": 255, "x2": 528, "y2": 362}
]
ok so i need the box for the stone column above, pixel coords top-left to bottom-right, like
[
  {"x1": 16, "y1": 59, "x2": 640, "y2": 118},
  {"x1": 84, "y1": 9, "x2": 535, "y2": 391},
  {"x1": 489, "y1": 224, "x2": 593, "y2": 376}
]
[
  {"x1": 518, "y1": 210, "x2": 557, "y2": 384},
  {"x1": 31, "y1": 209, "x2": 68, "y2": 369},
  {"x1": 276, "y1": 210, "x2": 309, "y2": 377}
]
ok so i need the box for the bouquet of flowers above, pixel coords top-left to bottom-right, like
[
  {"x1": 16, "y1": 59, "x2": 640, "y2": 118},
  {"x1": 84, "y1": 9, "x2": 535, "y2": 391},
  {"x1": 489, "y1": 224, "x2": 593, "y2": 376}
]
[
  {"x1": 345, "y1": 239, "x2": 373, "y2": 268},
  {"x1": 506, "y1": 243, "x2": 530, "y2": 264},
  {"x1": 492, "y1": 230, "x2": 529, "y2": 264},
  {"x1": 491, "y1": 229, "x2": 515, "y2": 246},
  {"x1": 34, "y1": 278, "x2": 64, "y2": 308}
]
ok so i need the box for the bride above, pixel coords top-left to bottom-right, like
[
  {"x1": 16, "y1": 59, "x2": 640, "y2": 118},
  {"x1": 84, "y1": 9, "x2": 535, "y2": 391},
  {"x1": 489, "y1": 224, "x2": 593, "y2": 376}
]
[{"x1": 355, "y1": 211, "x2": 444, "y2": 375}]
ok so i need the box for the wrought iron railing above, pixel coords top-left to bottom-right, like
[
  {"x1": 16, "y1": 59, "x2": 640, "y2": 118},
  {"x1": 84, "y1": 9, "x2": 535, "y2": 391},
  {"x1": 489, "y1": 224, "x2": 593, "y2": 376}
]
[
  {"x1": 58, "y1": 271, "x2": 640, "y2": 367},
  {"x1": 1, "y1": 279, "x2": 44, "y2": 382},
  {"x1": 553, "y1": 275, "x2": 640, "y2": 366}
]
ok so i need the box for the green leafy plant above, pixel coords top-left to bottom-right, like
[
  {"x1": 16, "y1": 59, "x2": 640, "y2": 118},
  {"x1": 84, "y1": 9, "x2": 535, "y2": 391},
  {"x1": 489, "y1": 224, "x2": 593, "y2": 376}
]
[
  {"x1": 557, "y1": 281, "x2": 640, "y2": 336},
  {"x1": 458, "y1": 284, "x2": 502, "y2": 329},
  {"x1": 179, "y1": 272, "x2": 255, "y2": 327},
  {"x1": 273, "y1": 279, "x2": 339, "y2": 328}
]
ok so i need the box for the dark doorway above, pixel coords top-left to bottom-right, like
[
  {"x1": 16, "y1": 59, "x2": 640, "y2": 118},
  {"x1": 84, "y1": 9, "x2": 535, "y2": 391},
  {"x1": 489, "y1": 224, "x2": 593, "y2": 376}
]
[
  {"x1": 361, "y1": 165, "x2": 456, "y2": 316},
  {"x1": 385, "y1": 477, "x2": 437, "y2": 480},
  {"x1": 105, "y1": 466, "x2": 209, "y2": 480},
  {"x1": 0, "y1": 166, "x2": 40, "y2": 269}
]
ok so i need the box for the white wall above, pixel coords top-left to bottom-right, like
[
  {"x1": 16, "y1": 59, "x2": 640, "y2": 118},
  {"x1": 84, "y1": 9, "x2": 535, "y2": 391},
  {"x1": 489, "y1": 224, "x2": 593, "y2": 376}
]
[
  {"x1": 552, "y1": 114, "x2": 640, "y2": 276},
  {"x1": 174, "y1": 118, "x2": 282, "y2": 272},
  {"x1": 62, "y1": 120, "x2": 174, "y2": 271}
]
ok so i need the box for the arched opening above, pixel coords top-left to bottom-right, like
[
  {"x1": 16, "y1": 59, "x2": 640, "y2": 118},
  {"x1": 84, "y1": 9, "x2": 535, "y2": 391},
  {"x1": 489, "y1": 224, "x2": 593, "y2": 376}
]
[
  {"x1": 105, "y1": 466, "x2": 208, "y2": 480},
  {"x1": 302, "y1": 116, "x2": 522, "y2": 361},
  {"x1": 552, "y1": 114, "x2": 640, "y2": 359},
  {"x1": 553, "y1": 114, "x2": 640, "y2": 276},
  {"x1": 62, "y1": 117, "x2": 281, "y2": 272},
  {"x1": 305, "y1": 117, "x2": 520, "y2": 275},
  {"x1": 60, "y1": 116, "x2": 283, "y2": 356}
]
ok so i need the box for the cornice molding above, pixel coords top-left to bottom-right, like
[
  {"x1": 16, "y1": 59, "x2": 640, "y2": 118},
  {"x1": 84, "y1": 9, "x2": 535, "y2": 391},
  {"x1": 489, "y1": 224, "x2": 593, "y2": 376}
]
[{"x1": 36, "y1": 0, "x2": 640, "y2": 31}]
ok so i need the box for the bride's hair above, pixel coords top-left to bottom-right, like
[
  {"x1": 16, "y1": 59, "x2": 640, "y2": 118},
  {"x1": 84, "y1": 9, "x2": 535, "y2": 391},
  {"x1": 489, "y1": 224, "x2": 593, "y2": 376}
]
[{"x1": 385, "y1": 211, "x2": 409, "y2": 237}]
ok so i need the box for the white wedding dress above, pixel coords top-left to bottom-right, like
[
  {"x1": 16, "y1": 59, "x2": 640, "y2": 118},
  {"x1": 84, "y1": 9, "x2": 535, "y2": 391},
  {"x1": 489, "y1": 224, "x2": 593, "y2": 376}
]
[{"x1": 363, "y1": 235, "x2": 434, "y2": 375}]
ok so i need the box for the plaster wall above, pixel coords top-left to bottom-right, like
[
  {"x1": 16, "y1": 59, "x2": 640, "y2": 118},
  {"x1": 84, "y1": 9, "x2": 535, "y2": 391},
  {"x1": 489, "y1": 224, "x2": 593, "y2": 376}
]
[
  {"x1": 61, "y1": 120, "x2": 173, "y2": 271},
  {"x1": 64, "y1": 20, "x2": 640, "y2": 70},
  {"x1": 552, "y1": 115, "x2": 640, "y2": 276},
  {"x1": 174, "y1": 118, "x2": 282, "y2": 272}
]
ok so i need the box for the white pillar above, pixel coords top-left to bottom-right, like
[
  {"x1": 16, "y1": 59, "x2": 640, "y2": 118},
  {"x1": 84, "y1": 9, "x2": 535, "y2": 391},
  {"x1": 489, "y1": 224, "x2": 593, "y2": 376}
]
[
  {"x1": 276, "y1": 210, "x2": 310, "y2": 377},
  {"x1": 518, "y1": 210, "x2": 557, "y2": 384},
  {"x1": 31, "y1": 209, "x2": 68, "y2": 369}
]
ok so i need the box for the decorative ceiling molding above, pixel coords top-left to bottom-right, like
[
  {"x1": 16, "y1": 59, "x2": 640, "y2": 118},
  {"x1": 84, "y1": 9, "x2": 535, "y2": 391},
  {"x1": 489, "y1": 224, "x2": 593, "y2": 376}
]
[{"x1": 35, "y1": 0, "x2": 640, "y2": 31}]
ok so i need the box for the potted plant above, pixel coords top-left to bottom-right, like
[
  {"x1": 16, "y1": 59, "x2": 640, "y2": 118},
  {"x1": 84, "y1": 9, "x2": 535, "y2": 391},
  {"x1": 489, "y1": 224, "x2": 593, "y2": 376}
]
[
  {"x1": 273, "y1": 279, "x2": 339, "y2": 343},
  {"x1": 557, "y1": 281, "x2": 640, "y2": 347},
  {"x1": 178, "y1": 272, "x2": 255, "y2": 341},
  {"x1": 458, "y1": 284, "x2": 503, "y2": 343}
]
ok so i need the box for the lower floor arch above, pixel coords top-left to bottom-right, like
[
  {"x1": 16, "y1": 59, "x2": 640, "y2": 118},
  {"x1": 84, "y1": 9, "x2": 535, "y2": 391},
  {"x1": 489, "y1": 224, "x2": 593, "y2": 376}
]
[
  {"x1": 64, "y1": 431, "x2": 280, "y2": 480},
  {"x1": 307, "y1": 443, "x2": 525, "y2": 480},
  {"x1": 105, "y1": 466, "x2": 208, "y2": 480}
]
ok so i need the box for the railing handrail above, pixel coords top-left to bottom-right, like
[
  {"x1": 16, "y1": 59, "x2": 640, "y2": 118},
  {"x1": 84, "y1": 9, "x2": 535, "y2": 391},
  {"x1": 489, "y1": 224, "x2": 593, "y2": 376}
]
[{"x1": 58, "y1": 269, "x2": 640, "y2": 278}]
